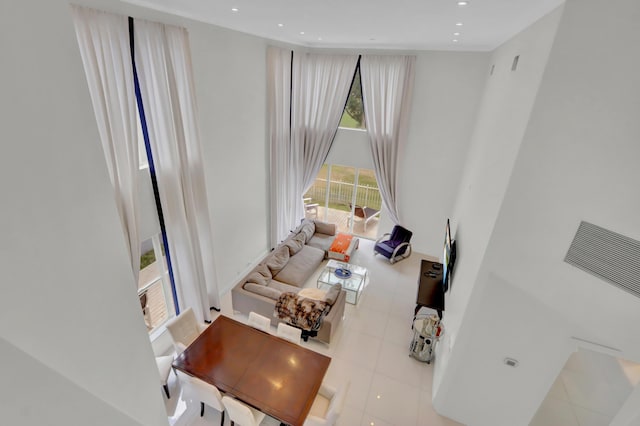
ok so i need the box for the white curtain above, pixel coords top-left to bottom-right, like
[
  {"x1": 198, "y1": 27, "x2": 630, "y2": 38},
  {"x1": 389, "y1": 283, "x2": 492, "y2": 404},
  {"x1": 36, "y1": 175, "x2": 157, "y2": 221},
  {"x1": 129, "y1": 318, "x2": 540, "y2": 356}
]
[
  {"x1": 267, "y1": 47, "x2": 294, "y2": 247},
  {"x1": 360, "y1": 55, "x2": 415, "y2": 225},
  {"x1": 71, "y1": 6, "x2": 141, "y2": 280},
  {"x1": 133, "y1": 20, "x2": 219, "y2": 322},
  {"x1": 290, "y1": 53, "x2": 359, "y2": 223}
]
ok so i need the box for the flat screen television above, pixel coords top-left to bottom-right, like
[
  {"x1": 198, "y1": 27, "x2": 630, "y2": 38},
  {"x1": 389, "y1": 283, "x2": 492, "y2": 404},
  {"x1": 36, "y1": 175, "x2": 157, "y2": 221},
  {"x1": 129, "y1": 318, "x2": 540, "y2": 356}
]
[{"x1": 442, "y1": 219, "x2": 457, "y2": 292}]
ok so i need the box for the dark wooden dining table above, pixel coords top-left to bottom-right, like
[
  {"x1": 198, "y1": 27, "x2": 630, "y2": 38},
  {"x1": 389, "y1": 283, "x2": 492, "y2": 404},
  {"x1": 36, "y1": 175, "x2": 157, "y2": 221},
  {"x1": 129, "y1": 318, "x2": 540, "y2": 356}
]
[{"x1": 172, "y1": 315, "x2": 331, "y2": 426}]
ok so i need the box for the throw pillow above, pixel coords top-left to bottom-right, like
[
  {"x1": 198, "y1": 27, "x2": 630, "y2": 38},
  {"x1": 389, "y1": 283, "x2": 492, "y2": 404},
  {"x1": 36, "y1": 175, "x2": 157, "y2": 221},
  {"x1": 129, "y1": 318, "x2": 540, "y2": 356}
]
[
  {"x1": 243, "y1": 283, "x2": 282, "y2": 300},
  {"x1": 298, "y1": 287, "x2": 327, "y2": 301},
  {"x1": 265, "y1": 246, "x2": 290, "y2": 275},
  {"x1": 283, "y1": 234, "x2": 305, "y2": 256},
  {"x1": 324, "y1": 283, "x2": 342, "y2": 305},
  {"x1": 255, "y1": 263, "x2": 272, "y2": 280},
  {"x1": 300, "y1": 222, "x2": 315, "y2": 243},
  {"x1": 314, "y1": 220, "x2": 336, "y2": 236}
]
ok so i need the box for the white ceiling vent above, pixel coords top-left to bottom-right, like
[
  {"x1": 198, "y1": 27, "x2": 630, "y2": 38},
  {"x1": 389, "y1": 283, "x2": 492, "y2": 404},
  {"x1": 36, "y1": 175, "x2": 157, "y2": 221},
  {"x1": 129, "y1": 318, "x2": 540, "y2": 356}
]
[{"x1": 565, "y1": 221, "x2": 640, "y2": 299}]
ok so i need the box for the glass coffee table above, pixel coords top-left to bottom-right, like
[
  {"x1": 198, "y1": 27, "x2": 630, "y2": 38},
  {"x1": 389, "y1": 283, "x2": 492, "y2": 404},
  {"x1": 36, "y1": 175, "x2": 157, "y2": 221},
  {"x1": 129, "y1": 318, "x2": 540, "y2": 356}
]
[{"x1": 317, "y1": 259, "x2": 367, "y2": 305}]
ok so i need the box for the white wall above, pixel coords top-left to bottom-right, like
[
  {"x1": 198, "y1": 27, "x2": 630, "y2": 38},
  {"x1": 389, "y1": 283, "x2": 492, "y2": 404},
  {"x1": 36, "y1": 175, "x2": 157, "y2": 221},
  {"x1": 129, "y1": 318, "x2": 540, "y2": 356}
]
[
  {"x1": 187, "y1": 22, "x2": 271, "y2": 295},
  {"x1": 434, "y1": 0, "x2": 640, "y2": 424},
  {"x1": 0, "y1": 1, "x2": 168, "y2": 424},
  {"x1": 399, "y1": 51, "x2": 489, "y2": 256}
]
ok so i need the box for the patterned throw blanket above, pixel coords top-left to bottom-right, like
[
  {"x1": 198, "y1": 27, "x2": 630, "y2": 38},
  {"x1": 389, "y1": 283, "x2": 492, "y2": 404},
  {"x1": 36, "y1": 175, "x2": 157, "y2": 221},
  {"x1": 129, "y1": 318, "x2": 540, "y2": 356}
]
[
  {"x1": 329, "y1": 233, "x2": 353, "y2": 261},
  {"x1": 275, "y1": 292, "x2": 328, "y2": 331}
]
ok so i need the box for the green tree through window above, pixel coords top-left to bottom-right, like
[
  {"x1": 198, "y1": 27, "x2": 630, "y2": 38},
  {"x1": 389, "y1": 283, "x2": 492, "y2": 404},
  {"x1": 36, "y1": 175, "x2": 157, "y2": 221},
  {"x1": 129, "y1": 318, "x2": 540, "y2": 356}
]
[{"x1": 339, "y1": 68, "x2": 365, "y2": 129}]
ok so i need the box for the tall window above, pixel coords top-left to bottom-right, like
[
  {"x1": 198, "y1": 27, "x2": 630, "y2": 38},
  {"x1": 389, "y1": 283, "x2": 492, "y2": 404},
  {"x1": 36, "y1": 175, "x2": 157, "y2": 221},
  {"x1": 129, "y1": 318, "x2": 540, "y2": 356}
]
[
  {"x1": 304, "y1": 164, "x2": 382, "y2": 238},
  {"x1": 136, "y1": 114, "x2": 177, "y2": 334},
  {"x1": 339, "y1": 68, "x2": 365, "y2": 129}
]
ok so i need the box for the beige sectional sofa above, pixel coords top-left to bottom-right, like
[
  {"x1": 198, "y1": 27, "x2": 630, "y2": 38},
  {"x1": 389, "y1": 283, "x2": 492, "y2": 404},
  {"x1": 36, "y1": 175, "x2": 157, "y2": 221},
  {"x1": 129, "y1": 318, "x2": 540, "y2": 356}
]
[{"x1": 231, "y1": 219, "x2": 346, "y2": 344}]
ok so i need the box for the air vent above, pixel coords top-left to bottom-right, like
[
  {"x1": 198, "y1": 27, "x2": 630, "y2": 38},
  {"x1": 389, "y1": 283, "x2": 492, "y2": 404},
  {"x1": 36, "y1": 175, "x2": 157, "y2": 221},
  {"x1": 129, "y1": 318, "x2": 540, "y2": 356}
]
[{"x1": 565, "y1": 221, "x2": 640, "y2": 299}]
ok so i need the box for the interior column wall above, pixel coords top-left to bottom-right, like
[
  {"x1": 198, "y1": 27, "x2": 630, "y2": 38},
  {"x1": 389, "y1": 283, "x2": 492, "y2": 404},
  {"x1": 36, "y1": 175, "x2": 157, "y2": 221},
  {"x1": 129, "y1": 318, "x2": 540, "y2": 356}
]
[
  {"x1": 432, "y1": 4, "x2": 564, "y2": 405},
  {"x1": 434, "y1": 0, "x2": 640, "y2": 424}
]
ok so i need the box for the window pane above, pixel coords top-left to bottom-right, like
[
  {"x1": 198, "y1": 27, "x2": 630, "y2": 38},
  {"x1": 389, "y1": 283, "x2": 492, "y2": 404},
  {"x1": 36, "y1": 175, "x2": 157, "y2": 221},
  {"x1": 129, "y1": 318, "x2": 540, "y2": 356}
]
[
  {"x1": 304, "y1": 165, "x2": 381, "y2": 239},
  {"x1": 353, "y1": 168, "x2": 382, "y2": 238},
  {"x1": 339, "y1": 68, "x2": 365, "y2": 129},
  {"x1": 139, "y1": 279, "x2": 168, "y2": 332}
]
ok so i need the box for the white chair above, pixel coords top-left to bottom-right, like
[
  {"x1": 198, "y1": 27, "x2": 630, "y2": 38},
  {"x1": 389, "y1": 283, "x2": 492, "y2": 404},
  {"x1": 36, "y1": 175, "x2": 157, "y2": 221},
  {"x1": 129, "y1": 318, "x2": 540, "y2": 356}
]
[
  {"x1": 155, "y1": 355, "x2": 174, "y2": 398},
  {"x1": 248, "y1": 311, "x2": 271, "y2": 333},
  {"x1": 277, "y1": 322, "x2": 302, "y2": 345},
  {"x1": 176, "y1": 370, "x2": 226, "y2": 426},
  {"x1": 303, "y1": 381, "x2": 350, "y2": 426},
  {"x1": 221, "y1": 396, "x2": 265, "y2": 426},
  {"x1": 164, "y1": 307, "x2": 208, "y2": 354}
]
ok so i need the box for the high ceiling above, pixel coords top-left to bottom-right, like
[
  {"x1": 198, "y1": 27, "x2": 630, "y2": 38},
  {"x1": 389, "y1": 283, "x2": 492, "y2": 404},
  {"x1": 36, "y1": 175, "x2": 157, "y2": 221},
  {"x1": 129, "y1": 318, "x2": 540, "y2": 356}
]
[{"x1": 124, "y1": 0, "x2": 565, "y2": 51}]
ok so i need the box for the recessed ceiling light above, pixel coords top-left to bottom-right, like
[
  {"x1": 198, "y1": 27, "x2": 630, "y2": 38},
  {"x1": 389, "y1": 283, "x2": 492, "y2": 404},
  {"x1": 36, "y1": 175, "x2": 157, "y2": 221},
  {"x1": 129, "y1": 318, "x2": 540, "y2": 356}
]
[
  {"x1": 454, "y1": 32, "x2": 460, "y2": 36},
  {"x1": 231, "y1": 7, "x2": 238, "y2": 12},
  {"x1": 318, "y1": 37, "x2": 323, "y2": 41},
  {"x1": 453, "y1": 39, "x2": 459, "y2": 43},
  {"x1": 299, "y1": 31, "x2": 305, "y2": 35},
  {"x1": 277, "y1": 23, "x2": 284, "y2": 28},
  {"x1": 457, "y1": 1, "x2": 469, "y2": 6},
  {"x1": 456, "y1": 22, "x2": 463, "y2": 26}
]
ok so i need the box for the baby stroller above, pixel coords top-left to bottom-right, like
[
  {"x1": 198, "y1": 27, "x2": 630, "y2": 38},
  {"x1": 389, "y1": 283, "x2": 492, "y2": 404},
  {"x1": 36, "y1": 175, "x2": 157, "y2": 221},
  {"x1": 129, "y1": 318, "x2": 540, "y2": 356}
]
[{"x1": 409, "y1": 313, "x2": 443, "y2": 363}]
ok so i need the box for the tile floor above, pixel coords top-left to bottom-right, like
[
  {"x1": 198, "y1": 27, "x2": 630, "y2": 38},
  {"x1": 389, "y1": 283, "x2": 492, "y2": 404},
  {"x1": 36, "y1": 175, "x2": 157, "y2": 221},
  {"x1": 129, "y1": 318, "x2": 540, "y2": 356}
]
[{"x1": 164, "y1": 238, "x2": 461, "y2": 426}]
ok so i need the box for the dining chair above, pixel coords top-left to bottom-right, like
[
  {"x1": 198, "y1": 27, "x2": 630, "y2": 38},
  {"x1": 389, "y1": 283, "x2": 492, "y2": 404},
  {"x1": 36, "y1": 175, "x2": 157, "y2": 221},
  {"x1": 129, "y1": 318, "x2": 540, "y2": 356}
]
[
  {"x1": 248, "y1": 311, "x2": 271, "y2": 333},
  {"x1": 277, "y1": 322, "x2": 302, "y2": 344},
  {"x1": 303, "y1": 380, "x2": 350, "y2": 426},
  {"x1": 164, "y1": 307, "x2": 208, "y2": 354},
  {"x1": 155, "y1": 355, "x2": 174, "y2": 398},
  {"x1": 221, "y1": 396, "x2": 266, "y2": 426},
  {"x1": 176, "y1": 370, "x2": 226, "y2": 426}
]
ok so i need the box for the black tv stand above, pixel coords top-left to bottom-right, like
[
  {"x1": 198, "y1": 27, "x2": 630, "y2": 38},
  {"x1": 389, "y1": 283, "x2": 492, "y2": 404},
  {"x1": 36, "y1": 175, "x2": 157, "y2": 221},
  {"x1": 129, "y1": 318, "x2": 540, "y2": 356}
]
[{"x1": 414, "y1": 259, "x2": 445, "y2": 321}]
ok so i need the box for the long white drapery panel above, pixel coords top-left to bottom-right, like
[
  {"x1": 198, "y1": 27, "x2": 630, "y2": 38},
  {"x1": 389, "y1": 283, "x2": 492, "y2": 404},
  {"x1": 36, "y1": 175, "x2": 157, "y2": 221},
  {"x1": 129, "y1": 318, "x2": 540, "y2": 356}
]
[
  {"x1": 134, "y1": 20, "x2": 219, "y2": 322},
  {"x1": 360, "y1": 55, "x2": 416, "y2": 225},
  {"x1": 267, "y1": 47, "x2": 294, "y2": 247},
  {"x1": 291, "y1": 53, "x2": 359, "y2": 223},
  {"x1": 71, "y1": 6, "x2": 141, "y2": 281}
]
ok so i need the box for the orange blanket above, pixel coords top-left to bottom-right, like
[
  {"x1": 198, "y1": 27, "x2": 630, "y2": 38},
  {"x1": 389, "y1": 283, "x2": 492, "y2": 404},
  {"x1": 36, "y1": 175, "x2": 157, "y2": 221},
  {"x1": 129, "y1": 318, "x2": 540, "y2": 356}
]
[{"x1": 329, "y1": 233, "x2": 353, "y2": 261}]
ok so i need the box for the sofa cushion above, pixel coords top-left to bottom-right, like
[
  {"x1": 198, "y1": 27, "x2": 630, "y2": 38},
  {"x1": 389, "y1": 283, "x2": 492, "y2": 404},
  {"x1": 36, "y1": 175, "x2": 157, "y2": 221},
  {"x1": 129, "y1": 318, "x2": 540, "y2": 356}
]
[
  {"x1": 283, "y1": 232, "x2": 306, "y2": 255},
  {"x1": 269, "y1": 280, "x2": 302, "y2": 294},
  {"x1": 324, "y1": 283, "x2": 342, "y2": 305},
  {"x1": 307, "y1": 232, "x2": 335, "y2": 253},
  {"x1": 265, "y1": 246, "x2": 290, "y2": 275},
  {"x1": 274, "y1": 245, "x2": 324, "y2": 287},
  {"x1": 243, "y1": 283, "x2": 282, "y2": 300}
]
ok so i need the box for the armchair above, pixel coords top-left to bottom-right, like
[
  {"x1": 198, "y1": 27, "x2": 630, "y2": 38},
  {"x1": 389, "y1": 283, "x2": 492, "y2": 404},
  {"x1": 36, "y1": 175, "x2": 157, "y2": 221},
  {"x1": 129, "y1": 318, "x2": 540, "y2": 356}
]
[
  {"x1": 350, "y1": 203, "x2": 380, "y2": 232},
  {"x1": 373, "y1": 225, "x2": 413, "y2": 264}
]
